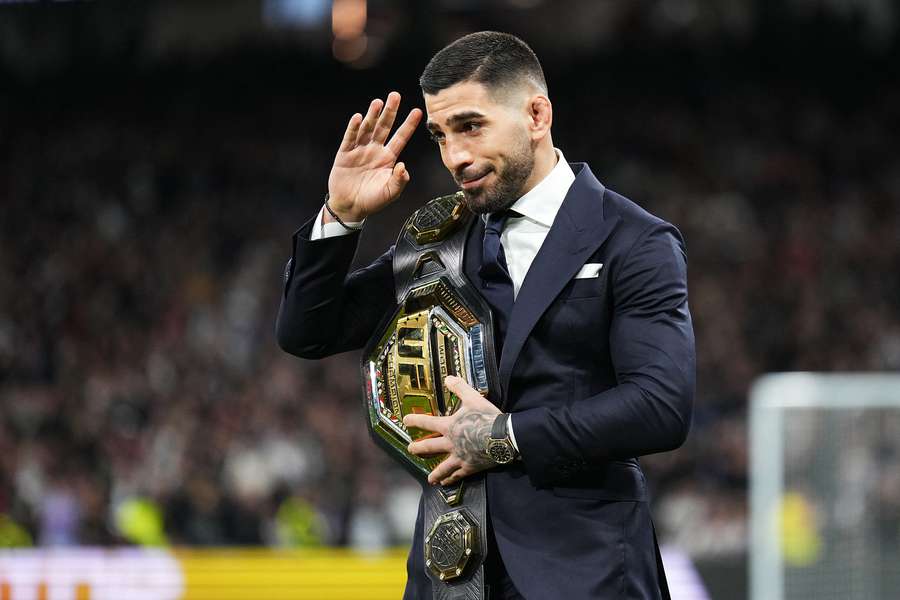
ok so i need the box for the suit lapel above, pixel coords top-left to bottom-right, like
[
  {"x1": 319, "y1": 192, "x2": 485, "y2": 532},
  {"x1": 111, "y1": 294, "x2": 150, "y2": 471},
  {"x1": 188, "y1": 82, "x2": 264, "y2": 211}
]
[{"x1": 498, "y1": 164, "x2": 621, "y2": 407}]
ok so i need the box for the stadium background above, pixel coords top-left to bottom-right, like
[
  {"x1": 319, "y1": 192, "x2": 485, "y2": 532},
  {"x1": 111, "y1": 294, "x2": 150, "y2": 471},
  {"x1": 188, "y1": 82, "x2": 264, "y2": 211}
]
[{"x1": 1, "y1": 0, "x2": 898, "y2": 598}]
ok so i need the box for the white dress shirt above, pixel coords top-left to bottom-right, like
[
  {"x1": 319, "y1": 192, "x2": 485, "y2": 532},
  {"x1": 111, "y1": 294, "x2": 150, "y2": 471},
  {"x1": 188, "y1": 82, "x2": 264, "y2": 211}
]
[
  {"x1": 491, "y1": 148, "x2": 575, "y2": 299},
  {"x1": 311, "y1": 149, "x2": 576, "y2": 452},
  {"x1": 309, "y1": 205, "x2": 365, "y2": 239}
]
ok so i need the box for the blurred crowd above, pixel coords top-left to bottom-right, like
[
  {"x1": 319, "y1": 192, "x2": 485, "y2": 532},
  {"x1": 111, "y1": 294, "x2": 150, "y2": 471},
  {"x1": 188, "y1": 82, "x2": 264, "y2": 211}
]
[{"x1": 1, "y1": 56, "x2": 898, "y2": 559}]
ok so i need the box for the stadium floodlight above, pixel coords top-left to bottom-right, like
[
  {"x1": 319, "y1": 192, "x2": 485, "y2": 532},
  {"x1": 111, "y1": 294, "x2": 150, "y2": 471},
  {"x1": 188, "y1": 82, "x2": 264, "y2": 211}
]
[{"x1": 751, "y1": 373, "x2": 900, "y2": 600}]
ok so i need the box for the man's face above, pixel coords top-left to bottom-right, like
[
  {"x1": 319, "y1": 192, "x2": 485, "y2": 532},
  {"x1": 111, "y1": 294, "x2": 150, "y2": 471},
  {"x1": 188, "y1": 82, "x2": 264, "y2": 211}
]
[{"x1": 424, "y1": 81, "x2": 535, "y2": 214}]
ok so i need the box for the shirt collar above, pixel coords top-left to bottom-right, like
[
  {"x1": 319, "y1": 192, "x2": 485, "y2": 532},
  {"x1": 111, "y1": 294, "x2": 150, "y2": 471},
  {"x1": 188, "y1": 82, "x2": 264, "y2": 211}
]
[{"x1": 500, "y1": 148, "x2": 575, "y2": 228}]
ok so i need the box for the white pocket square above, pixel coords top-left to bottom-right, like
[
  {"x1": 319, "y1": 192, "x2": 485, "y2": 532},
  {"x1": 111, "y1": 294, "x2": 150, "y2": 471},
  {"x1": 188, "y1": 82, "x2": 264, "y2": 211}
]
[{"x1": 574, "y1": 263, "x2": 603, "y2": 279}]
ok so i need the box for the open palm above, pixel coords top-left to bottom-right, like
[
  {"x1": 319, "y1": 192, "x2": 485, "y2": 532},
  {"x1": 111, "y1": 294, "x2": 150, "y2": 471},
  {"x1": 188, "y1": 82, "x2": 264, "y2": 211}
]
[{"x1": 327, "y1": 92, "x2": 423, "y2": 221}]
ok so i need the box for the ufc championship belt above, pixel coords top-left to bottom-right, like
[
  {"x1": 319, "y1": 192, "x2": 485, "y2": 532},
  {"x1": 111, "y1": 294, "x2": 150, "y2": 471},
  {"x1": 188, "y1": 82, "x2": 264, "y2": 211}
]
[{"x1": 361, "y1": 192, "x2": 500, "y2": 600}]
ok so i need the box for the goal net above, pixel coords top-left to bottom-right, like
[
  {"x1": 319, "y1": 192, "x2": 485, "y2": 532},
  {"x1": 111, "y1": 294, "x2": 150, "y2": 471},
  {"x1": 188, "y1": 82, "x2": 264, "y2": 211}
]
[{"x1": 750, "y1": 373, "x2": 900, "y2": 600}]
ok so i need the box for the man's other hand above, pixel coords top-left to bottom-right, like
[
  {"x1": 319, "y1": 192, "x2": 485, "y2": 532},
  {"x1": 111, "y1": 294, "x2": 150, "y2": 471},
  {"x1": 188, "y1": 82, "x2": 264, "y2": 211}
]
[{"x1": 404, "y1": 375, "x2": 502, "y2": 486}]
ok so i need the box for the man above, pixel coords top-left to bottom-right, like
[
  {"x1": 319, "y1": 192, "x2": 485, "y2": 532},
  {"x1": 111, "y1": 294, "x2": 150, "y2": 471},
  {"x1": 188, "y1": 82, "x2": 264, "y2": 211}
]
[{"x1": 276, "y1": 31, "x2": 694, "y2": 600}]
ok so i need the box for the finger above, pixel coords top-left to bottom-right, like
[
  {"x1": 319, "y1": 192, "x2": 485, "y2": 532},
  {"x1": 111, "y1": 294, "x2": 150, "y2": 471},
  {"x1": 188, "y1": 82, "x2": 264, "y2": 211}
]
[
  {"x1": 440, "y1": 467, "x2": 468, "y2": 487},
  {"x1": 428, "y1": 456, "x2": 460, "y2": 485},
  {"x1": 386, "y1": 161, "x2": 410, "y2": 199},
  {"x1": 372, "y1": 91, "x2": 400, "y2": 145},
  {"x1": 408, "y1": 435, "x2": 453, "y2": 456},
  {"x1": 356, "y1": 98, "x2": 384, "y2": 146},
  {"x1": 444, "y1": 375, "x2": 481, "y2": 404},
  {"x1": 403, "y1": 412, "x2": 449, "y2": 435},
  {"x1": 339, "y1": 112, "x2": 363, "y2": 152},
  {"x1": 386, "y1": 108, "x2": 423, "y2": 157}
]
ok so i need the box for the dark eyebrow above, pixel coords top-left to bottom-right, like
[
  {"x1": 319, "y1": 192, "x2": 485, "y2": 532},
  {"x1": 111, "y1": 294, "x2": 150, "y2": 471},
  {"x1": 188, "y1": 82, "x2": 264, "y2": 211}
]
[{"x1": 425, "y1": 110, "x2": 487, "y2": 133}]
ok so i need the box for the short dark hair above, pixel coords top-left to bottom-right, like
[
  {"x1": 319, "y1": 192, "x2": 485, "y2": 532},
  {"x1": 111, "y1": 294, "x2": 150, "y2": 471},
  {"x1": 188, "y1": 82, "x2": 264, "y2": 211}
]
[{"x1": 419, "y1": 31, "x2": 547, "y2": 98}]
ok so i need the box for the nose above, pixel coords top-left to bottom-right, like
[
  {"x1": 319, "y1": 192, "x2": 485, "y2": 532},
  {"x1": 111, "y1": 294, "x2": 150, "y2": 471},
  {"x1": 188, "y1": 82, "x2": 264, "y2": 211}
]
[{"x1": 443, "y1": 138, "x2": 473, "y2": 173}]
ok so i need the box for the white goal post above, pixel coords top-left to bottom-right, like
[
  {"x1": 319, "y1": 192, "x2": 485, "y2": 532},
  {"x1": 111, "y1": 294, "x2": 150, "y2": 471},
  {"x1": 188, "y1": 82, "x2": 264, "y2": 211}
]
[{"x1": 750, "y1": 373, "x2": 900, "y2": 600}]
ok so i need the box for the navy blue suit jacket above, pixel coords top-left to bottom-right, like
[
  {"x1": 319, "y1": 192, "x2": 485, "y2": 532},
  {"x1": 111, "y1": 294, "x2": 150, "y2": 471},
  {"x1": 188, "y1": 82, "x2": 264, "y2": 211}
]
[{"x1": 276, "y1": 163, "x2": 695, "y2": 599}]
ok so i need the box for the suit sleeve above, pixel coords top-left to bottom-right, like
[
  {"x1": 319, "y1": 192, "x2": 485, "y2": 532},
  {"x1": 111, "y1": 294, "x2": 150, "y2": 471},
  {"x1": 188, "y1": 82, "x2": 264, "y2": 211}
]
[
  {"x1": 512, "y1": 222, "x2": 695, "y2": 488},
  {"x1": 275, "y1": 214, "x2": 395, "y2": 359}
]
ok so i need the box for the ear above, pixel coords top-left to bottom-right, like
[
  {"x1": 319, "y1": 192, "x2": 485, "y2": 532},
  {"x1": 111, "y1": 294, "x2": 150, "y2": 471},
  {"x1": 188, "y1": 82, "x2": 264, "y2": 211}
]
[{"x1": 525, "y1": 94, "x2": 552, "y2": 141}]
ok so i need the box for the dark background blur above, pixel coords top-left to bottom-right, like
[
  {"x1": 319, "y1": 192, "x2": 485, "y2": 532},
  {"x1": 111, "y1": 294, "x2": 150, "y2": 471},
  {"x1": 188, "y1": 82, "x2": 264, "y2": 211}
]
[{"x1": 1, "y1": 1, "x2": 899, "y2": 597}]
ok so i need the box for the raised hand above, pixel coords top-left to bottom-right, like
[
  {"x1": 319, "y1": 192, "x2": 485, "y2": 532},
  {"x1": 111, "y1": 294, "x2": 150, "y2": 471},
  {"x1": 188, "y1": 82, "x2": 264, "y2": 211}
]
[
  {"x1": 326, "y1": 91, "x2": 423, "y2": 222},
  {"x1": 404, "y1": 375, "x2": 503, "y2": 486}
]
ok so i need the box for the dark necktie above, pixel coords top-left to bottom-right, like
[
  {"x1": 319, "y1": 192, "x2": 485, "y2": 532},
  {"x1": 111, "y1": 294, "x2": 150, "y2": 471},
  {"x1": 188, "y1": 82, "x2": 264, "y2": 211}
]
[
  {"x1": 479, "y1": 210, "x2": 517, "y2": 352},
  {"x1": 480, "y1": 210, "x2": 515, "y2": 280}
]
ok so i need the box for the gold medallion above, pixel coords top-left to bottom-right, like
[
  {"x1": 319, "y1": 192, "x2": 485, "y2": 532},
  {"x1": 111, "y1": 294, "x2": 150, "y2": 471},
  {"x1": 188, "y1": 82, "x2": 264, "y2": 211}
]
[
  {"x1": 405, "y1": 192, "x2": 467, "y2": 245},
  {"x1": 424, "y1": 510, "x2": 480, "y2": 582},
  {"x1": 363, "y1": 278, "x2": 489, "y2": 478}
]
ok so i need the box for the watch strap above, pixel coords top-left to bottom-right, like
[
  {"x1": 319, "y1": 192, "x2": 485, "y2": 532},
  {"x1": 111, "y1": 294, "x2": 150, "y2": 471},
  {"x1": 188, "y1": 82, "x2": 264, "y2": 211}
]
[{"x1": 491, "y1": 413, "x2": 510, "y2": 441}]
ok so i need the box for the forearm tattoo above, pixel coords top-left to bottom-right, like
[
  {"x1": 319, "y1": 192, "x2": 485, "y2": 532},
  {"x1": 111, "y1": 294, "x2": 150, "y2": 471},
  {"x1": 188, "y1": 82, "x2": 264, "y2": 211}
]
[{"x1": 449, "y1": 411, "x2": 496, "y2": 469}]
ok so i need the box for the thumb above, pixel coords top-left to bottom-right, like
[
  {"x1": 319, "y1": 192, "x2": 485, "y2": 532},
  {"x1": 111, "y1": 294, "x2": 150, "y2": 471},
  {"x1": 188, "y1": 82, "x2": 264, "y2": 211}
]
[{"x1": 389, "y1": 162, "x2": 410, "y2": 195}]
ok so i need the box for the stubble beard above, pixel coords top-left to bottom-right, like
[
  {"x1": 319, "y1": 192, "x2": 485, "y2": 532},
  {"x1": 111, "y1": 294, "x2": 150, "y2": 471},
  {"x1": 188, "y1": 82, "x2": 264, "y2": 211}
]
[{"x1": 459, "y1": 132, "x2": 535, "y2": 215}]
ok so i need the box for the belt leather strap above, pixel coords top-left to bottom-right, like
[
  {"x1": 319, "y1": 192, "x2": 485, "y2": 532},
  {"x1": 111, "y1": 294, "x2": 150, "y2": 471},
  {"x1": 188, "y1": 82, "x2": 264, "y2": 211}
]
[{"x1": 391, "y1": 195, "x2": 502, "y2": 600}]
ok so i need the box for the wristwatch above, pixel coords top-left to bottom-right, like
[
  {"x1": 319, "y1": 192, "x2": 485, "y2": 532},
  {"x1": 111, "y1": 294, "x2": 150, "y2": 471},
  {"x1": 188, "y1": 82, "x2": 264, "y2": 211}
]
[{"x1": 487, "y1": 413, "x2": 518, "y2": 465}]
